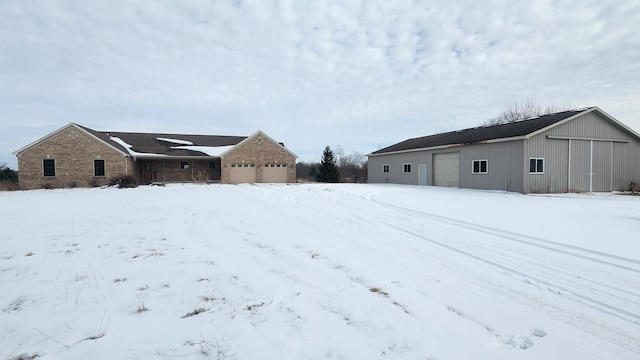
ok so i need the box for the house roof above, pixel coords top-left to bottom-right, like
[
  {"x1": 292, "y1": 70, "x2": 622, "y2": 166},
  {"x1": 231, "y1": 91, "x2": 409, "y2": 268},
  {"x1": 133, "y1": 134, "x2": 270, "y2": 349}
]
[
  {"x1": 370, "y1": 108, "x2": 593, "y2": 155},
  {"x1": 75, "y1": 124, "x2": 248, "y2": 158},
  {"x1": 14, "y1": 123, "x2": 295, "y2": 159}
]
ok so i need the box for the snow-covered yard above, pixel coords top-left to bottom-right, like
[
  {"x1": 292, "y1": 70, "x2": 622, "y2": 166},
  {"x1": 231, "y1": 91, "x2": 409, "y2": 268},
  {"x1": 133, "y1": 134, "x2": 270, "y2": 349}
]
[{"x1": 1, "y1": 184, "x2": 639, "y2": 359}]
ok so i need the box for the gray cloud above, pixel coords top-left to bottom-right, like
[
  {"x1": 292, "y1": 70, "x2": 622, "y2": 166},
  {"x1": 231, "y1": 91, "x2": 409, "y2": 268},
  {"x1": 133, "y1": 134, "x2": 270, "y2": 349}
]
[{"x1": 1, "y1": 0, "x2": 639, "y2": 168}]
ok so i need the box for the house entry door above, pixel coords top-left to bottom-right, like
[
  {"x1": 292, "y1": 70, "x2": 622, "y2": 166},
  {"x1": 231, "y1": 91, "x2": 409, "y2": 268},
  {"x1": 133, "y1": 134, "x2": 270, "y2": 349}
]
[
  {"x1": 139, "y1": 161, "x2": 157, "y2": 183},
  {"x1": 419, "y1": 164, "x2": 427, "y2": 186}
]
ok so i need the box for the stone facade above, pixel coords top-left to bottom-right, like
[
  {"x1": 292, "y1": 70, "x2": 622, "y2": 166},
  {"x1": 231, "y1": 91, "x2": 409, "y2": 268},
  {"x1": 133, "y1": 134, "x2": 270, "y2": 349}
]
[
  {"x1": 16, "y1": 125, "x2": 132, "y2": 190},
  {"x1": 221, "y1": 131, "x2": 296, "y2": 183},
  {"x1": 15, "y1": 125, "x2": 296, "y2": 189}
]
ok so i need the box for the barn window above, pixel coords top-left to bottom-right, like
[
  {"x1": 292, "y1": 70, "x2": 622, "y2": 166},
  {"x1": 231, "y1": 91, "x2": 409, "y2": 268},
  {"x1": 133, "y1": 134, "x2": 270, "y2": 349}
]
[
  {"x1": 529, "y1": 158, "x2": 544, "y2": 174},
  {"x1": 472, "y1": 160, "x2": 488, "y2": 174},
  {"x1": 43, "y1": 159, "x2": 55, "y2": 177},
  {"x1": 181, "y1": 161, "x2": 189, "y2": 169},
  {"x1": 383, "y1": 164, "x2": 390, "y2": 173},
  {"x1": 94, "y1": 159, "x2": 105, "y2": 177},
  {"x1": 403, "y1": 163, "x2": 411, "y2": 173}
]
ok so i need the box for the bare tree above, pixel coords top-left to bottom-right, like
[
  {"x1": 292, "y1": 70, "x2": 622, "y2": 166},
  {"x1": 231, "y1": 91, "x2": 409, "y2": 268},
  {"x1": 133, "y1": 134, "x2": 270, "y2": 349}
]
[{"x1": 484, "y1": 100, "x2": 574, "y2": 126}]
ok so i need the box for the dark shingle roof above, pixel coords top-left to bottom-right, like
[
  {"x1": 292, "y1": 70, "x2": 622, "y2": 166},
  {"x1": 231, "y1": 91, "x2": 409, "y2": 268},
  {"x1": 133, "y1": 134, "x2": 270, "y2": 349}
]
[
  {"x1": 77, "y1": 124, "x2": 247, "y2": 157},
  {"x1": 371, "y1": 109, "x2": 587, "y2": 155}
]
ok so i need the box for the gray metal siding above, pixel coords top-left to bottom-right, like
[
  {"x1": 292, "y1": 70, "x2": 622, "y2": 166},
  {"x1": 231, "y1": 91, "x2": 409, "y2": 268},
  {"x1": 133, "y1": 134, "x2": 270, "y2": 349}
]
[
  {"x1": 368, "y1": 151, "x2": 431, "y2": 185},
  {"x1": 547, "y1": 111, "x2": 631, "y2": 139},
  {"x1": 569, "y1": 140, "x2": 590, "y2": 192},
  {"x1": 525, "y1": 111, "x2": 640, "y2": 193},
  {"x1": 612, "y1": 142, "x2": 639, "y2": 191},
  {"x1": 369, "y1": 110, "x2": 640, "y2": 193},
  {"x1": 523, "y1": 135, "x2": 570, "y2": 193},
  {"x1": 459, "y1": 142, "x2": 524, "y2": 193},
  {"x1": 368, "y1": 141, "x2": 524, "y2": 192}
]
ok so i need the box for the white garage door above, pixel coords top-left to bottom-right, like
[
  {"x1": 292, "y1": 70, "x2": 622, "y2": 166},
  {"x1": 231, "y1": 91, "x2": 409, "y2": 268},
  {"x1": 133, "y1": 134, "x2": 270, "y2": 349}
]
[
  {"x1": 433, "y1": 153, "x2": 459, "y2": 187},
  {"x1": 229, "y1": 163, "x2": 256, "y2": 184},
  {"x1": 263, "y1": 163, "x2": 288, "y2": 183}
]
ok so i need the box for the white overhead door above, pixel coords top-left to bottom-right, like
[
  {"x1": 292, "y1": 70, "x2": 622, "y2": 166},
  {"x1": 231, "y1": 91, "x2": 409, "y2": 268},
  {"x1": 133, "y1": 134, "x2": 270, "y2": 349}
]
[
  {"x1": 229, "y1": 163, "x2": 256, "y2": 184},
  {"x1": 433, "y1": 153, "x2": 459, "y2": 187},
  {"x1": 263, "y1": 163, "x2": 288, "y2": 183}
]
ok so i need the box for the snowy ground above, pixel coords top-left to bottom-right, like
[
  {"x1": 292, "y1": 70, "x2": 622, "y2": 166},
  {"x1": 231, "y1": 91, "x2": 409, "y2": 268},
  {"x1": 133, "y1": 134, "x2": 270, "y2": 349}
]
[{"x1": 1, "y1": 184, "x2": 639, "y2": 360}]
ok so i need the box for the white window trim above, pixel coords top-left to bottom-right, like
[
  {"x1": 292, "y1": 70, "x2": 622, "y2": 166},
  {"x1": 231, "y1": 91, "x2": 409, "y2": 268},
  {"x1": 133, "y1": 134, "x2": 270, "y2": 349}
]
[
  {"x1": 529, "y1": 158, "x2": 545, "y2": 174},
  {"x1": 383, "y1": 164, "x2": 390, "y2": 173},
  {"x1": 403, "y1": 163, "x2": 411, "y2": 173},
  {"x1": 472, "y1": 159, "x2": 488, "y2": 174}
]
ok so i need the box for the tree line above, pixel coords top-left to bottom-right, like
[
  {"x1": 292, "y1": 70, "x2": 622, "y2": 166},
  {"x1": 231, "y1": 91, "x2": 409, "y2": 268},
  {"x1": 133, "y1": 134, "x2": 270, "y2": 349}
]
[{"x1": 297, "y1": 146, "x2": 368, "y2": 183}]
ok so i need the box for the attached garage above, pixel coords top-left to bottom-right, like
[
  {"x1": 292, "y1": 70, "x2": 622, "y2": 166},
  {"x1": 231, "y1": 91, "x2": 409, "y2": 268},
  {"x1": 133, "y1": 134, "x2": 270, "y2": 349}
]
[
  {"x1": 263, "y1": 163, "x2": 288, "y2": 183},
  {"x1": 220, "y1": 131, "x2": 297, "y2": 184},
  {"x1": 229, "y1": 163, "x2": 256, "y2": 184},
  {"x1": 433, "y1": 153, "x2": 459, "y2": 187}
]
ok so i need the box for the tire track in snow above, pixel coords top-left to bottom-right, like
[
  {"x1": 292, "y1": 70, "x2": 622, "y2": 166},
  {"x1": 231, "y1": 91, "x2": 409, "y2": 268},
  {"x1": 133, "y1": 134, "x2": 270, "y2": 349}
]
[
  {"x1": 357, "y1": 194, "x2": 640, "y2": 355},
  {"x1": 249, "y1": 186, "x2": 640, "y2": 355},
  {"x1": 369, "y1": 196, "x2": 640, "y2": 271}
]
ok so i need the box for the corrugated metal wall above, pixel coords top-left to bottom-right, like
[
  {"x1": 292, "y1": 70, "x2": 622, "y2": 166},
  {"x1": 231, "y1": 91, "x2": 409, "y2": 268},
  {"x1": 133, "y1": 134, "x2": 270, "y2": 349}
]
[
  {"x1": 368, "y1": 141, "x2": 524, "y2": 192},
  {"x1": 526, "y1": 111, "x2": 640, "y2": 193},
  {"x1": 368, "y1": 110, "x2": 640, "y2": 193},
  {"x1": 459, "y1": 141, "x2": 524, "y2": 193}
]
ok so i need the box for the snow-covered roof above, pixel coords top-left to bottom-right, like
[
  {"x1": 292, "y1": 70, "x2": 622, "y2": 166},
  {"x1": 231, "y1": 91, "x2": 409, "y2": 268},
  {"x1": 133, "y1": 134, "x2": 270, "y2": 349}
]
[
  {"x1": 170, "y1": 145, "x2": 235, "y2": 157},
  {"x1": 156, "y1": 137, "x2": 194, "y2": 146},
  {"x1": 110, "y1": 136, "x2": 166, "y2": 157}
]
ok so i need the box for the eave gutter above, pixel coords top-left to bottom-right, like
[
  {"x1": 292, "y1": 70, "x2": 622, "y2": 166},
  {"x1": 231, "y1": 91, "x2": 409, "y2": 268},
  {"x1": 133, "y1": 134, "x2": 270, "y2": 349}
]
[
  {"x1": 130, "y1": 155, "x2": 221, "y2": 161},
  {"x1": 367, "y1": 136, "x2": 526, "y2": 157}
]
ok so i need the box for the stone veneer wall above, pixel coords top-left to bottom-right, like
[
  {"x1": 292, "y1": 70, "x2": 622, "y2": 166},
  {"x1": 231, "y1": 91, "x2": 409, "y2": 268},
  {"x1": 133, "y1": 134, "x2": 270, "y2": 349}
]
[
  {"x1": 221, "y1": 134, "x2": 296, "y2": 183},
  {"x1": 17, "y1": 126, "x2": 132, "y2": 190}
]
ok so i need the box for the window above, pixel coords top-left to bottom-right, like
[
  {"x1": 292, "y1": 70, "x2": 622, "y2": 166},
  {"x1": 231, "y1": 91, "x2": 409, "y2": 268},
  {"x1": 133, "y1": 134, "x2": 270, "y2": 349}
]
[
  {"x1": 403, "y1": 163, "x2": 411, "y2": 173},
  {"x1": 94, "y1": 159, "x2": 105, "y2": 177},
  {"x1": 472, "y1": 160, "x2": 488, "y2": 174},
  {"x1": 181, "y1": 161, "x2": 189, "y2": 169},
  {"x1": 209, "y1": 162, "x2": 217, "y2": 169},
  {"x1": 529, "y1": 158, "x2": 544, "y2": 174},
  {"x1": 383, "y1": 164, "x2": 390, "y2": 173},
  {"x1": 43, "y1": 159, "x2": 55, "y2": 177}
]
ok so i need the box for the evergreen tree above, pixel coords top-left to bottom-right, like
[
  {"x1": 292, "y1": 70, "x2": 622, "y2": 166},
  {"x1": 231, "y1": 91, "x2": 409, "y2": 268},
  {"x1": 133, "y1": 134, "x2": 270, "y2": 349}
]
[{"x1": 316, "y1": 146, "x2": 340, "y2": 183}]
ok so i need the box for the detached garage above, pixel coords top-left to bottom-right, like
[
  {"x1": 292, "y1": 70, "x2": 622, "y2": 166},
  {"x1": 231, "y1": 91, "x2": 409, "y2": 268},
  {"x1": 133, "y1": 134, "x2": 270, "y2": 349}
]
[
  {"x1": 368, "y1": 107, "x2": 640, "y2": 194},
  {"x1": 433, "y1": 153, "x2": 460, "y2": 187}
]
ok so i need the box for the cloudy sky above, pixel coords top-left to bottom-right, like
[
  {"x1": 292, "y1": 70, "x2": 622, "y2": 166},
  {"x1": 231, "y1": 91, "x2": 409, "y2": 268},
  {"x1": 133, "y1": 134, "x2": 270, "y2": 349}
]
[{"x1": 1, "y1": 0, "x2": 639, "y2": 169}]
